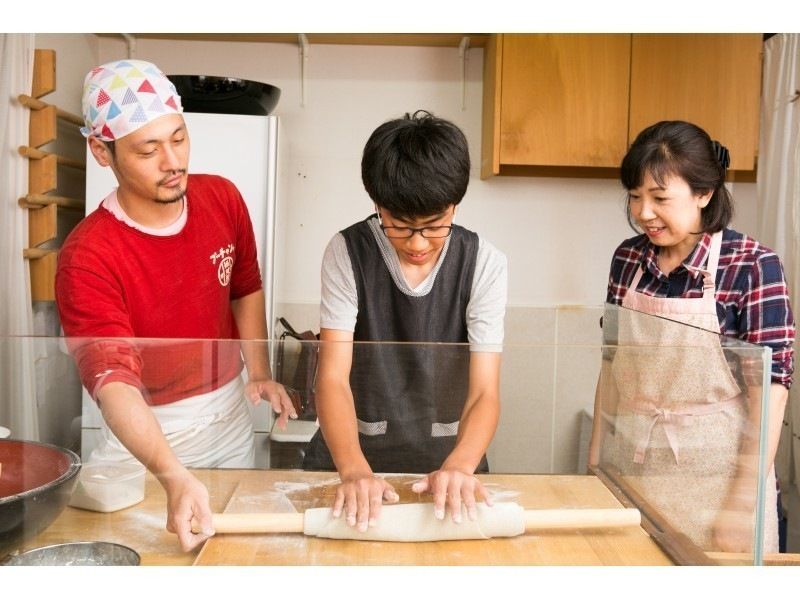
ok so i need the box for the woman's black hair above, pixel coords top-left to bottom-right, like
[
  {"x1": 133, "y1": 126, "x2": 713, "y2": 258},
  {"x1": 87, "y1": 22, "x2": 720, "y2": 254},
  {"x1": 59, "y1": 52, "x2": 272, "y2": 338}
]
[
  {"x1": 361, "y1": 110, "x2": 470, "y2": 219},
  {"x1": 620, "y1": 120, "x2": 733, "y2": 233}
]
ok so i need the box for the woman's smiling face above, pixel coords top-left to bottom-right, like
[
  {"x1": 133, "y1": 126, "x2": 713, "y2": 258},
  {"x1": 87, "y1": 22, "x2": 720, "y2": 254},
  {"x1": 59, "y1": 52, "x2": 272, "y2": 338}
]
[{"x1": 628, "y1": 171, "x2": 712, "y2": 251}]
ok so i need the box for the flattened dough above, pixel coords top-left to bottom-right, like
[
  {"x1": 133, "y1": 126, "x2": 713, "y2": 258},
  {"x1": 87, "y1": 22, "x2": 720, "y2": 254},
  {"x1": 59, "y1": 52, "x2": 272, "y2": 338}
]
[{"x1": 303, "y1": 502, "x2": 524, "y2": 542}]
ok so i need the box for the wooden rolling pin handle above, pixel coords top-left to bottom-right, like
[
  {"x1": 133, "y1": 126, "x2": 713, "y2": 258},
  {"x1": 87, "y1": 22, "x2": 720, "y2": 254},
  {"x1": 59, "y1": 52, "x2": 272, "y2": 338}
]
[
  {"x1": 193, "y1": 512, "x2": 305, "y2": 534},
  {"x1": 523, "y1": 508, "x2": 641, "y2": 531}
]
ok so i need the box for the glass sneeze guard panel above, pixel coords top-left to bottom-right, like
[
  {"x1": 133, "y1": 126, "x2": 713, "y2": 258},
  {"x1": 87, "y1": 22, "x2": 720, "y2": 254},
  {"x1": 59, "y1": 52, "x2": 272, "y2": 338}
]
[
  {"x1": 594, "y1": 304, "x2": 772, "y2": 565},
  {"x1": 0, "y1": 307, "x2": 774, "y2": 564}
]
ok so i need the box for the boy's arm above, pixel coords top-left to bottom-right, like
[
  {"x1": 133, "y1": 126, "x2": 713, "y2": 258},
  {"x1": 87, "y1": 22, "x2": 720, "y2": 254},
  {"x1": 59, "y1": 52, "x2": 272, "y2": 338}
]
[
  {"x1": 315, "y1": 328, "x2": 366, "y2": 475},
  {"x1": 316, "y1": 328, "x2": 399, "y2": 531},
  {"x1": 444, "y1": 351, "x2": 501, "y2": 471},
  {"x1": 412, "y1": 351, "x2": 500, "y2": 521}
]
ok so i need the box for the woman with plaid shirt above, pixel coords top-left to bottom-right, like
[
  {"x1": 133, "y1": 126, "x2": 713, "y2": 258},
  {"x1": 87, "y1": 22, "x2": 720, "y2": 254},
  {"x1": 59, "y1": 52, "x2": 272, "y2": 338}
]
[{"x1": 589, "y1": 121, "x2": 794, "y2": 553}]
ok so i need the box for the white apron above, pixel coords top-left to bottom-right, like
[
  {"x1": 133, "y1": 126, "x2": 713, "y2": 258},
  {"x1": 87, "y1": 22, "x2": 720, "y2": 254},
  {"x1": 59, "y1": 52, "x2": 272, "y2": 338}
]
[
  {"x1": 90, "y1": 374, "x2": 256, "y2": 469},
  {"x1": 606, "y1": 231, "x2": 778, "y2": 552}
]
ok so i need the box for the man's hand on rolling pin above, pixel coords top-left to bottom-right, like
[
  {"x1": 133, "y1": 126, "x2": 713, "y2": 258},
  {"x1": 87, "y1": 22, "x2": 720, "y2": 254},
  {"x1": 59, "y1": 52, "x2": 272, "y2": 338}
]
[
  {"x1": 412, "y1": 469, "x2": 493, "y2": 523},
  {"x1": 332, "y1": 471, "x2": 400, "y2": 533},
  {"x1": 161, "y1": 468, "x2": 214, "y2": 551},
  {"x1": 245, "y1": 379, "x2": 297, "y2": 430}
]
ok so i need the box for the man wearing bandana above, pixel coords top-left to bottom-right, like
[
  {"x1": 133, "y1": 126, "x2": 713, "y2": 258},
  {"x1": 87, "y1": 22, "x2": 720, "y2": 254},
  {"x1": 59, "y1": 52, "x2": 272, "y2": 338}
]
[{"x1": 55, "y1": 59, "x2": 293, "y2": 551}]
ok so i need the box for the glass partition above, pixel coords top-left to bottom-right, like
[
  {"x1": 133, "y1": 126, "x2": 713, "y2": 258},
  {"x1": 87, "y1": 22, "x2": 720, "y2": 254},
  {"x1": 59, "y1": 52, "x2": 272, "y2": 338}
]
[
  {"x1": 0, "y1": 308, "x2": 774, "y2": 564},
  {"x1": 594, "y1": 304, "x2": 772, "y2": 565}
]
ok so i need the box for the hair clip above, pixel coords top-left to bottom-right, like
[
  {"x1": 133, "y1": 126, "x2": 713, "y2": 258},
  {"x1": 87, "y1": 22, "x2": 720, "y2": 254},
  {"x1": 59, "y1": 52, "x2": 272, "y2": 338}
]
[{"x1": 711, "y1": 140, "x2": 730, "y2": 170}]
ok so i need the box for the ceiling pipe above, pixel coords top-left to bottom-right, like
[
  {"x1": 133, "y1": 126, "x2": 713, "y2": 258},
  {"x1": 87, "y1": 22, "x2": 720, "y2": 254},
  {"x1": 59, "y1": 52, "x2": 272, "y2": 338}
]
[
  {"x1": 119, "y1": 33, "x2": 137, "y2": 59},
  {"x1": 298, "y1": 34, "x2": 309, "y2": 107},
  {"x1": 459, "y1": 36, "x2": 470, "y2": 111}
]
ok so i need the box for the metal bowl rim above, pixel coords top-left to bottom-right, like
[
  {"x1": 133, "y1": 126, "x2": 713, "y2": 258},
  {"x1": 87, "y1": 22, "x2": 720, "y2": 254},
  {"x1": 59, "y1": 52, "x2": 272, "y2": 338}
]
[
  {"x1": 168, "y1": 74, "x2": 280, "y2": 91},
  {"x1": 0, "y1": 439, "x2": 81, "y2": 506},
  {"x1": 2, "y1": 540, "x2": 141, "y2": 565}
]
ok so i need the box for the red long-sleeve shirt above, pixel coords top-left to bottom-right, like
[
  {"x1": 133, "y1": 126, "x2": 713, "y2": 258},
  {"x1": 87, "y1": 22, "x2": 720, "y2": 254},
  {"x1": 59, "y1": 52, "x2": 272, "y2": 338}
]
[{"x1": 56, "y1": 174, "x2": 263, "y2": 405}]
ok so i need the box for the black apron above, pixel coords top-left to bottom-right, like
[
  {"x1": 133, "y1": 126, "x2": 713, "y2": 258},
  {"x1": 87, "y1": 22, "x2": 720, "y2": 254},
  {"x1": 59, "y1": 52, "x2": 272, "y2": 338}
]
[{"x1": 303, "y1": 215, "x2": 488, "y2": 474}]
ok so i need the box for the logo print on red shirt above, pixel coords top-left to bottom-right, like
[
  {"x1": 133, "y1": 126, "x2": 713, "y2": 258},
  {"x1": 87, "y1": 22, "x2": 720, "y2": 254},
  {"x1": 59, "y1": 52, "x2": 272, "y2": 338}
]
[
  {"x1": 218, "y1": 257, "x2": 233, "y2": 286},
  {"x1": 210, "y1": 244, "x2": 235, "y2": 287}
]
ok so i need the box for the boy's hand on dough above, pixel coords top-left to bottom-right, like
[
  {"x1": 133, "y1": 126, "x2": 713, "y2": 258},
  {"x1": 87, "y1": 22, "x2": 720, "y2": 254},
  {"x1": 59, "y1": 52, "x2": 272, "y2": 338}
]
[
  {"x1": 333, "y1": 474, "x2": 399, "y2": 533},
  {"x1": 412, "y1": 469, "x2": 493, "y2": 523}
]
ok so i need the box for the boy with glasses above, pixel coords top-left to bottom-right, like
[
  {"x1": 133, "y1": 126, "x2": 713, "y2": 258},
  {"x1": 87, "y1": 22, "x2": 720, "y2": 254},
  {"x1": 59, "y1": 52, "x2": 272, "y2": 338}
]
[{"x1": 304, "y1": 111, "x2": 507, "y2": 532}]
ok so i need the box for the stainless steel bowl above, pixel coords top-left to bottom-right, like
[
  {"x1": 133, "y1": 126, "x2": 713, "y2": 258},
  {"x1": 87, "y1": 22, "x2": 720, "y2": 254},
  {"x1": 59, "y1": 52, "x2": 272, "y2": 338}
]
[
  {"x1": 0, "y1": 439, "x2": 81, "y2": 557},
  {"x1": 2, "y1": 541, "x2": 140, "y2": 565}
]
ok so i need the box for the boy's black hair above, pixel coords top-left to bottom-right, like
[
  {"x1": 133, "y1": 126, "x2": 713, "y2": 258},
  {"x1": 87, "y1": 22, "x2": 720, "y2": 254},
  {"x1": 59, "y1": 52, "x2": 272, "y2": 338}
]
[
  {"x1": 620, "y1": 120, "x2": 733, "y2": 233},
  {"x1": 361, "y1": 110, "x2": 470, "y2": 219}
]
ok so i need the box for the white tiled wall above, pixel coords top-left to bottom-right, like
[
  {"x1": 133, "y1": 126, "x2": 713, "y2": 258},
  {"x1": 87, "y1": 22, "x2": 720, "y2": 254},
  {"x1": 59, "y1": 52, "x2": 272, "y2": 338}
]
[
  {"x1": 488, "y1": 305, "x2": 603, "y2": 474},
  {"x1": 551, "y1": 307, "x2": 604, "y2": 473}
]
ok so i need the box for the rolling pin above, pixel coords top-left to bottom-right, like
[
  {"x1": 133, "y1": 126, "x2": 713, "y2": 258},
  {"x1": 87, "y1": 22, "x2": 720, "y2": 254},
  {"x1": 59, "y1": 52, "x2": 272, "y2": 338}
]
[{"x1": 194, "y1": 503, "x2": 641, "y2": 542}]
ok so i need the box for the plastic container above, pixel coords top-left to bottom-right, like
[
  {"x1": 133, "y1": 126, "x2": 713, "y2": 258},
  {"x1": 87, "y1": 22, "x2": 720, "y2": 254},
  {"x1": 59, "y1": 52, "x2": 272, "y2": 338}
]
[{"x1": 68, "y1": 463, "x2": 145, "y2": 513}]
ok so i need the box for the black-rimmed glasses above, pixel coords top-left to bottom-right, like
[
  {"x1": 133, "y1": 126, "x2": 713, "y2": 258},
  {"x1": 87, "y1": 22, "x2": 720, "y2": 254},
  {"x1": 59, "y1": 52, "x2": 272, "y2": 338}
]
[{"x1": 376, "y1": 211, "x2": 454, "y2": 239}]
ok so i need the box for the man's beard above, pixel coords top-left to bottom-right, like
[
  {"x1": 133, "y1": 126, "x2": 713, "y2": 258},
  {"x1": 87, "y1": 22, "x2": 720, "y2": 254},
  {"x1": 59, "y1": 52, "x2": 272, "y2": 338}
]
[
  {"x1": 154, "y1": 170, "x2": 187, "y2": 204},
  {"x1": 154, "y1": 188, "x2": 186, "y2": 204}
]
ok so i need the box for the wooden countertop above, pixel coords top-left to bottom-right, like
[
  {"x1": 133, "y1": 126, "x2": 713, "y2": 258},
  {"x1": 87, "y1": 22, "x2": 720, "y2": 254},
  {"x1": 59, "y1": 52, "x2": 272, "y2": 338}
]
[
  {"x1": 19, "y1": 470, "x2": 673, "y2": 565},
  {"x1": 16, "y1": 469, "x2": 233, "y2": 566}
]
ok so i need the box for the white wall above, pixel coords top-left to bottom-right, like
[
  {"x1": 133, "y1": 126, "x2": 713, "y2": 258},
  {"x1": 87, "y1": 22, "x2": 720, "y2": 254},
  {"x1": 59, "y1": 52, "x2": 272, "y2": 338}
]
[
  {"x1": 34, "y1": 34, "x2": 98, "y2": 113},
  {"x1": 93, "y1": 35, "x2": 761, "y2": 309}
]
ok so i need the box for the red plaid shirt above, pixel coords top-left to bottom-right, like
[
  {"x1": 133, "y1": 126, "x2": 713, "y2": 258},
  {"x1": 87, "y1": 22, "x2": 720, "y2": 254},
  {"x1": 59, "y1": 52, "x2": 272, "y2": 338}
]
[{"x1": 607, "y1": 228, "x2": 795, "y2": 388}]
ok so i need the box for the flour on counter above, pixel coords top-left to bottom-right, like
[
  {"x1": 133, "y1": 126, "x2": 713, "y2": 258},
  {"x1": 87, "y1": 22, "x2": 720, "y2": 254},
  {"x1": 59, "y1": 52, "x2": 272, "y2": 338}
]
[
  {"x1": 227, "y1": 490, "x2": 297, "y2": 513},
  {"x1": 480, "y1": 483, "x2": 520, "y2": 502}
]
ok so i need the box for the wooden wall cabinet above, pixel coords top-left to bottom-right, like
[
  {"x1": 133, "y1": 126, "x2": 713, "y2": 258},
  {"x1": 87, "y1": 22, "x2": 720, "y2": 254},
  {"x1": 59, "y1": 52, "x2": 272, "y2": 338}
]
[
  {"x1": 482, "y1": 34, "x2": 631, "y2": 175},
  {"x1": 629, "y1": 34, "x2": 762, "y2": 172},
  {"x1": 481, "y1": 33, "x2": 763, "y2": 178}
]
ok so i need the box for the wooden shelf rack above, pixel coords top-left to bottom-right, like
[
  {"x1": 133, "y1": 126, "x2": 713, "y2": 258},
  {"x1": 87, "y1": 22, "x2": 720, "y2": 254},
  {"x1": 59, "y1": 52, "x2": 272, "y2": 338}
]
[{"x1": 19, "y1": 49, "x2": 86, "y2": 301}]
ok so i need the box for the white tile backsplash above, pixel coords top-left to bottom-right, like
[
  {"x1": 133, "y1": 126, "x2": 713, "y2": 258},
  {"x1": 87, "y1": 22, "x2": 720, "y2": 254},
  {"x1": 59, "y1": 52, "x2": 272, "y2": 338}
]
[
  {"x1": 491, "y1": 305, "x2": 602, "y2": 474},
  {"x1": 552, "y1": 345, "x2": 601, "y2": 473},
  {"x1": 490, "y1": 344, "x2": 555, "y2": 473}
]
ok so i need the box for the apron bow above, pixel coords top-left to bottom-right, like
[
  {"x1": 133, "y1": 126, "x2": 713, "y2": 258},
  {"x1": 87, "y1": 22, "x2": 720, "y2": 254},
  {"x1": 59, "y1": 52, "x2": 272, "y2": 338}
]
[{"x1": 633, "y1": 407, "x2": 693, "y2": 465}]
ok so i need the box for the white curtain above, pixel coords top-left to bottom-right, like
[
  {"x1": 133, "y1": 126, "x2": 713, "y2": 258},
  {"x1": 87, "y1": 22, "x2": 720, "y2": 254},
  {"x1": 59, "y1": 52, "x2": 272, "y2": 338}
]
[
  {"x1": 758, "y1": 32, "x2": 800, "y2": 552},
  {"x1": 0, "y1": 33, "x2": 39, "y2": 440}
]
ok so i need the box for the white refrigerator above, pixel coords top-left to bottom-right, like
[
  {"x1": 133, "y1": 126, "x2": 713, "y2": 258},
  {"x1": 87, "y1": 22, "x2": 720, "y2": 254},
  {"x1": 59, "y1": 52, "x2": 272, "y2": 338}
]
[{"x1": 80, "y1": 112, "x2": 279, "y2": 466}]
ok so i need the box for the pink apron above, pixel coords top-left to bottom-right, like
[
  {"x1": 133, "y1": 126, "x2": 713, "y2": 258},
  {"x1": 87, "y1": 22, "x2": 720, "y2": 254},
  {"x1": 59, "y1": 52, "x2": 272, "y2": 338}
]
[{"x1": 606, "y1": 231, "x2": 778, "y2": 552}]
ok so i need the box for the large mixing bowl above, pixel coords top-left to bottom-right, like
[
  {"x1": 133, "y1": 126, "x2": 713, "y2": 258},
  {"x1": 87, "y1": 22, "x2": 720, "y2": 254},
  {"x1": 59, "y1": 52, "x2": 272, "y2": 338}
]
[
  {"x1": 167, "y1": 75, "x2": 281, "y2": 115},
  {"x1": 0, "y1": 439, "x2": 81, "y2": 557},
  {"x1": 1, "y1": 541, "x2": 140, "y2": 565}
]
